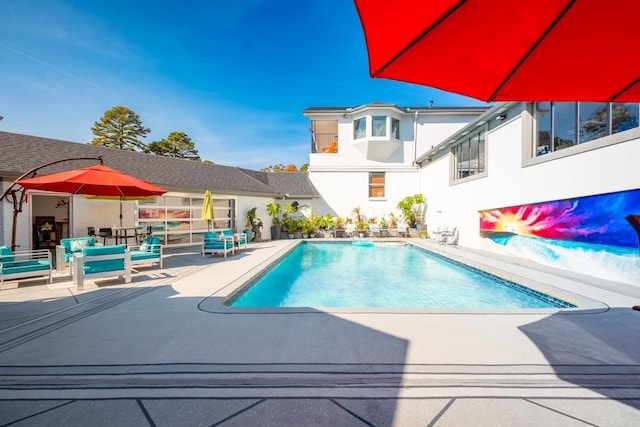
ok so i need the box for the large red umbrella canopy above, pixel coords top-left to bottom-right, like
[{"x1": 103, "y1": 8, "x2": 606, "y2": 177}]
[
  {"x1": 354, "y1": 0, "x2": 640, "y2": 102},
  {"x1": 17, "y1": 164, "x2": 167, "y2": 197}
]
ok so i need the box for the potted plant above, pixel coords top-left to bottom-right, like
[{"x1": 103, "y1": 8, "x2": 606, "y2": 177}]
[
  {"x1": 303, "y1": 215, "x2": 318, "y2": 238},
  {"x1": 266, "y1": 202, "x2": 282, "y2": 240},
  {"x1": 318, "y1": 213, "x2": 335, "y2": 237},
  {"x1": 356, "y1": 220, "x2": 368, "y2": 238},
  {"x1": 352, "y1": 206, "x2": 368, "y2": 237},
  {"x1": 285, "y1": 216, "x2": 298, "y2": 239},
  {"x1": 397, "y1": 194, "x2": 426, "y2": 229}
]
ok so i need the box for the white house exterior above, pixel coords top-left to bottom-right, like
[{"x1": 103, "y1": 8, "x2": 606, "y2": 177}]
[
  {"x1": 304, "y1": 102, "x2": 488, "y2": 221},
  {"x1": 305, "y1": 101, "x2": 640, "y2": 286}
]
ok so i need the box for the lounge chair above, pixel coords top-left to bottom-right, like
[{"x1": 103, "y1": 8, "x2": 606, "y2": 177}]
[
  {"x1": 202, "y1": 231, "x2": 234, "y2": 258},
  {"x1": 0, "y1": 246, "x2": 52, "y2": 287},
  {"x1": 321, "y1": 141, "x2": 338, "y2": 153}
]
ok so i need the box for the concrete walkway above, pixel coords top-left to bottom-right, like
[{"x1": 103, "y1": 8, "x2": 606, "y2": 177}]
[{"x1": 0, "y1": 239, "x2": 639, "y2": 426}]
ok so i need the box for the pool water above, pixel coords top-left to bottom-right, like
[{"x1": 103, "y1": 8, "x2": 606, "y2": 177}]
[{"x1": 227, "y1": 242, "x2": 573, "y2": 309}]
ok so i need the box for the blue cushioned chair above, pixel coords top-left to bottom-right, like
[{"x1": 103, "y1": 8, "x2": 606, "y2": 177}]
[
  {"x1": 129, "y1": 236, "x2": 163, "y2": 268},
  {"x1": 73, "y1": 245, "x2": 131, "y2": 290},
  {"x1": 56, "y1": 237, "x2": 95, "y2": 273},
  {"x1": 0, "y1": 246, "x2": 52, "y2": 287},
  {"x1": 202, "y1": 231, "x2": 234, "y2": 258},
  {"x1": 221, "y1": 228, "x2": 248, "y2": 251}
]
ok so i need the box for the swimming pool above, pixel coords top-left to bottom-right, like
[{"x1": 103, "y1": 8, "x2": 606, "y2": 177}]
[{"x1": 226, "y1": 242, "x2": 574, "y2": 309}]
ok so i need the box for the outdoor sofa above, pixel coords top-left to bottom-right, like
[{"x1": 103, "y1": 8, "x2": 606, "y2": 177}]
[{"x1": 0, "y1": 246, "x2": 52, "y2": 287}]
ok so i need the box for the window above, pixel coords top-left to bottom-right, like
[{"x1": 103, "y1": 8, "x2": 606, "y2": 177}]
[
  {"x1": 354, "y1": 118, "x2": 366, "y2": 139},
  {"x1": 534, "y1": 102, "x2": 639, "y2": 156},
  {"x1": 452, "y1": 128, "x2": 486, "y2": 181},
  {"x1": 391, "y1": 118, "x2": 400, "y2": 139},
  {"x1": 137, "y1": 194, "x2": 236, "y2": 245},
  {"x1": 372, "y1": 116, "x2": 386, "y2": 137},
  {"x1": 369, "y1": 172, "x2": 385, "y2": 198}
]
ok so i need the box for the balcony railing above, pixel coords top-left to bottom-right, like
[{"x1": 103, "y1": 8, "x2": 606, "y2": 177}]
[{"x1": 313, "y1": 133, "x2": 338, "y2": 153}]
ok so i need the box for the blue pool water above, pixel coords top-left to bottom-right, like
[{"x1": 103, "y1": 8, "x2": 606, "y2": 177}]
[{"x1": 227, "y1": 242, "x2": 573, "y2": 309}]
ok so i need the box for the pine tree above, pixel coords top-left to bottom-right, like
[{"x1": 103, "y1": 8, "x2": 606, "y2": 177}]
[
  {"x1": 90, "y1": 106, "x2": 151, "y2": 151},
  {"x1": 146, "y1": 131, "x2": 200, "y2": 160}
]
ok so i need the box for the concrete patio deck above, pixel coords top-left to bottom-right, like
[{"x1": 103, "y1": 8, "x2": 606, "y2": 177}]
[{"x1": 0, "y1": 239, "x2": 639, "y2": 426}]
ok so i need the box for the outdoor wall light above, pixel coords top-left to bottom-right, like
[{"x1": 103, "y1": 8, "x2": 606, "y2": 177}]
[{"x1": 496, "y1": 113, "x2": 507, "y2": 121}]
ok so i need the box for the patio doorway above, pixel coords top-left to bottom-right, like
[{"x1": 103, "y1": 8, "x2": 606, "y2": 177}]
[{"x1": 30, "y1": 195, "x2": 69, "y2": 250}]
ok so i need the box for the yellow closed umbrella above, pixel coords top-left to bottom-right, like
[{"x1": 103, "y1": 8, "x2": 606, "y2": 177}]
[{"x1": 201, "y1": 190, "x2": 215, "y2": 231}]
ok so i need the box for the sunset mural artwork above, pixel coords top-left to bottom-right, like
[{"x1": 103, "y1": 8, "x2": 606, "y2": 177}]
[{"x1": 479, "y1": 189, "x2": 640, "y2": 285}]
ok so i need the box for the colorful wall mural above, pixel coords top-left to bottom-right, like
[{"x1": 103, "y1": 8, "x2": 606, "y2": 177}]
[{"x1": 479, "y1": 188, "x2": 640, "y2": 286}]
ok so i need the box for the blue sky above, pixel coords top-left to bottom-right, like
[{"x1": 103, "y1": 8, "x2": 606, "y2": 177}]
[{"x1": 1, "y1": 0, "x2": 486, "y2": 170}]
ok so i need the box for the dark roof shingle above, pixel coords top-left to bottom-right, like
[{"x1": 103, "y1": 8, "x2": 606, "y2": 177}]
[{"x1": 0, "y1": 131, "x2": 318, "y2": 198}]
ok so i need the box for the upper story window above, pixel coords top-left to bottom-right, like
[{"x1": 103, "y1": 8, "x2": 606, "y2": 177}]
[
  {"x1": 372, "y1": 116, "x2": 386, "y2": 136},
  {"x1": 369, "y1": 172, "x2": 385, "y2": 198},
  {"x1": 353, "y1": 115, "x2": 401, "y2": 139},
  {"x1": 452, "y1": 127, "x2": 486, "y2": 181},
  {"x1": 354, "y1": 118, "x2": 367, "y2": 139},
  {"x1": 391, "y1": 118, "x2": 400, "y2": 139},
  {"x1": 534, "y1": 102, "x2": 639, "y2": 156}
]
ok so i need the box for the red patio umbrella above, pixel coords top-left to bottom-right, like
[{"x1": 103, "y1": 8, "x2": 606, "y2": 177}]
[
  {"x1": 17, "y1": 164, "x2": 166, "y2": 226},
  {"x1": 17, "y1": 164, "x2": 166, "y2": 198},
  {"x1": 354, "y1": 0, "x2": 640, "y2": 102}
]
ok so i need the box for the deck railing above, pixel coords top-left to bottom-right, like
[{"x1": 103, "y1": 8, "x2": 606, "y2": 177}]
[{"x1": 313, "y1": 133, "x2": 338, "y2": 153}]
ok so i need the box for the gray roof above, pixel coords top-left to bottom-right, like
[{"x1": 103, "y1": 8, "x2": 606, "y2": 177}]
[
  {"x1": 303, "y1": 102, "x2": 490, "y2": 115},
  {"x1": 0, "y1": 131, "x2": 319, "y2": 198}
]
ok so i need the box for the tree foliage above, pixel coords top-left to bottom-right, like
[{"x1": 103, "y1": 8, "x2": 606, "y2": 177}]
[
  {"x1": 261, "y1": 164, "x2": 304, "y2": 173},
  {"x1": 146, "y1": 131, "x2": 200, "y2": 160},
  {"x1": 261, "y1": 164, "x2": 287, "y2": 173},
  {"x1": 90, "y1": 106, "x2": 150, "y2": 151},
  {"x1": 397, "y1": 194, "x2": 426, "y2": 227}
]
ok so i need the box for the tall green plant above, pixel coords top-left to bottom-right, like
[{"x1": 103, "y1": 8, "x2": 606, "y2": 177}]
[
  {"x1": 266, "y1": 202, "x2": 282, "y2": 226},
  {"x1": 397, "y1": 194, "x2": 426, "y2": 227}
]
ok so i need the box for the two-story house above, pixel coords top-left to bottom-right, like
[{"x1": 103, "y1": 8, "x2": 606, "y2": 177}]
[{"x1": 304, "y1": 102, "x2": 488, "y2": 221}]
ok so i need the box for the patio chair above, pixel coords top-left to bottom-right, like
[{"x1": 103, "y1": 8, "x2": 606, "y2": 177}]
[
  {"x1": 221, "y1": 228, "x2": 248, "y2": 251},
  {"x1": 368, "y1": 224, "x2": 381, "y2": 237},
  {"x1": 432, "y1": 225, "x2": 450, "y2": 243},
  {"x1": 56, "y1": 236, "x2": 96, "y2": 273},
  {"x1": 0, "y1": 246, "x2": 52, "y2": 287},
  {"x1": 98, "y1": 227, "x2": 113, "y2": 245},
  {"x1": 397, "y1": 223, "x2": 408, "y2": 237},
  {"x1": 202, "y1": 231, "x2": 234, "y2": 258},
  {"x1": 344, "y1": 223, "x2": 356, "y2": 237},
  {"x1": 441, "y1": 227, "x2": 459, "y2": 246},
  {"x1": 73, "y1": 245, "x2": 131, "y2": 290},
  {"x1": 128, "y1": 236, "x2": 163, "y2": 269}
]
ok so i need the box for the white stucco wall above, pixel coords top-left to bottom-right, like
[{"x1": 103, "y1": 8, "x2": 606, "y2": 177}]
[
  {"x1": 309, "y1": 170, "x2": 421, "y2": 221},
  {"x1": 421, "y1": 112, "x2": 640, "y2": 250}
]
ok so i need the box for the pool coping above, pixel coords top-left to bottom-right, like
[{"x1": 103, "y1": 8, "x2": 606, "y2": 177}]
[{"x1": 199, "y1": 238, "x2": 616, "y2": 315}]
